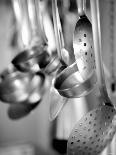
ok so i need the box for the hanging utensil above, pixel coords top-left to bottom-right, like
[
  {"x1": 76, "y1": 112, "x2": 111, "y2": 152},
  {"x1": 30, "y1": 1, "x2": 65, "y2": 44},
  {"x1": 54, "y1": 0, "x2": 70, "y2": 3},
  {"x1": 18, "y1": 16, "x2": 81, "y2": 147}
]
[
  {"x1": 7, "y1": 100, "x2": 41, "y2": 120},
  {"x1": 0, "y1": 66, "x2": 33, "y2": 104},
  {"x1": 0, "y1": 64, "x2": 46, "y2": 104},
  {"x1": 73, "y1": 0, "x2": 96, "y2": 81},
  {"x1": 54, "y1": 0, "x2": 96, "y2": 98},
  {"x1": 67, "y1": 0, "x2": 116, "y2": 155},
  {"x1": 109, "y1": 0, "x2": 116, "y2": 94},
  {"x1": 12, "y1": 0, "x2": 49, "y2": 73},
  {"x1": 48, "y1": 0, "x2": 70, "y2": 121},
  {"x1": 7, "y1": 71, "x2": 45, "y2": 120},
  {"x1": 49, "y1": 80, "x2": 68, "y2": 121}
]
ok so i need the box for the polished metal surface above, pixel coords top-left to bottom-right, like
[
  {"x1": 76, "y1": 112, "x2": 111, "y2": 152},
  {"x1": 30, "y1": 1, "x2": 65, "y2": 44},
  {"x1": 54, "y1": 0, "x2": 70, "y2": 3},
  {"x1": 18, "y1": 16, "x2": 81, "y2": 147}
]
[
  {"x1": 67, "y1": 106, "x2": 116, "y2": 155},
  {"x1": 7, "y1": 100, "x2": 41, "y2": 120},
  {"x1": 67, "y1": 0, "x2": 116, "y2": 155},
  {"x1": 0, "y1": 65, "x2": 45, "y2": 104}
]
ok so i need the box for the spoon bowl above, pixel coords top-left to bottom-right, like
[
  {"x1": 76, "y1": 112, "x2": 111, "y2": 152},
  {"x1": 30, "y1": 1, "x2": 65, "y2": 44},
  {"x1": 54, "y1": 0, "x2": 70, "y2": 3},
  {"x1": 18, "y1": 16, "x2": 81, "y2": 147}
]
[{"x1": 67, "y1": 105, "x2": 116, "y2": 155}]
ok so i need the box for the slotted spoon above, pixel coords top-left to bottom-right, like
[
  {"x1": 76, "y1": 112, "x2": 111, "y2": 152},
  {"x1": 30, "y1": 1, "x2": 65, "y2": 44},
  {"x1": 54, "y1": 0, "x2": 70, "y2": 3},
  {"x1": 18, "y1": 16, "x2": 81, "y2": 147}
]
[
  {"x1": 67, "y1": 0, "x2": 116, "y2": 155},
  {"x1": 53, "y1": 0, "x2": 97, "y2": 98},
  {"x1": 73, "y1": 0, "x2": 96, "y2": 81}
]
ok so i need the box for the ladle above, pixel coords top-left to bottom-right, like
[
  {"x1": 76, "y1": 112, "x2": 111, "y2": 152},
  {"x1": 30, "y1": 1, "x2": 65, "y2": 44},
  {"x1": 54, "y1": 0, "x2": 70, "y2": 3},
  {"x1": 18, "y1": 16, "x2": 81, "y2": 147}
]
[
  {"x1": 12, "y1": 0, "x2": 60, "y2": 74},
  {"x1": 12, "y1": 0, "x2": 50, "y2": 73},
  {"x1": 53, "y1": 0, "x2": 97, "y2": 98},
  {"x1": 0, "y1": 65, "x2": 45, "y2": 104},
  {"x1": 7, "y1": 71, "x2": 45, "y2": 120},
  {"x1": 49, "y1": 79, "x2": 68, "y2": 121},
  {"x1": 0, "y1": 66, "x2": 33, "y2": 104},
  {"x1": 67, "y1": 0, "x2": 116, "y2": 154},
  {"x1": 48, "y1": 0, "x2": 70, "y2": 121}
]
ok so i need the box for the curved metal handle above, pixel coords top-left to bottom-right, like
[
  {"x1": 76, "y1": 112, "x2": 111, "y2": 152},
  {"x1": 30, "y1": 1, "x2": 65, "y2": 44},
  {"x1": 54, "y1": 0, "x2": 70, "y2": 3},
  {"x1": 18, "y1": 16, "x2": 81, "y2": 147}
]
[{"x1": 76, "y1": 0, "x2": 85, "y2": 16}]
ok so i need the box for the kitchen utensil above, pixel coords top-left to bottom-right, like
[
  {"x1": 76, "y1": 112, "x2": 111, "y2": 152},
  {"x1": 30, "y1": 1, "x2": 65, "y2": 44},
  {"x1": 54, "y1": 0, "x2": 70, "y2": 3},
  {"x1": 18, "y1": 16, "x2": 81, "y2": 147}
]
[
  {"x1": 0, "y1": 65, "x2": 45, "y2": 104},
  {"x1": 73, "y1": 0, "x2": 96, "y2": 81},
  {"x1": 12, "y1": 44, "x2": 50, "y2": 72},
  {"x1": 67, "y1": 1, "x2": 116, "y2": 154},
  {"x1": 7, "y1": 71, "x2": 45, "y2": 119},
  {"x1": 109, "y1": 0, "x2": 116, "y2": 93},
  {"x1": 49, "y1": 81, "x2": 68, "y2": 121},
  {"x1": 12, "y1": 0, "x2": 49, "y2": 73},
  {"x1": 53, "y1": 0, "x2": 96, "y2": 98},
  {"x1": 0, "y1": 66, "x2": 33, "y2": 103},
  {"x1": 7, "y1": 100, "x2": 41, "y2": 120}
]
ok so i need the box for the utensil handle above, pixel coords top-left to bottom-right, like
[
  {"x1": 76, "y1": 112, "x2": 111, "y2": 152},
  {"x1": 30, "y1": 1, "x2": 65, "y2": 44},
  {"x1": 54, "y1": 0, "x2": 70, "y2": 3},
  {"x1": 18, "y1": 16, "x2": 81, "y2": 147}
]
[
  {"x1": 77, "y1": 0, "x2": 85, "y2": 16},
  {"x1": 90, "y1": 0, "x2": 113, "y2": 106},
  {"x1": 12, "y1": 0, "x2": 22, "y2": 28},
  {"x1": 12, "y1": 0, "x2": 32, "y2": 48},
  {"x1": 27, "y1": 0, "x2": 44, "y2": 46},
  {"x1": 35, "y1": 0, "x2": 48, "y2": 44},
  {"x1": 52, "y1": 0, "x2": 65, "y2": 62}
]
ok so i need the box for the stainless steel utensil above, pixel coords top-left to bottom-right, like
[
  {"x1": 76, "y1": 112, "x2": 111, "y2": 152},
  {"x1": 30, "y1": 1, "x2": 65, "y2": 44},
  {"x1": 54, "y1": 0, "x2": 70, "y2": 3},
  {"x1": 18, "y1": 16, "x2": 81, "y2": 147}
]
[
  {"x1": 0, "y1": 65, "x2": 45, "y2": 104},
  {"x1": 53, "y1": 0, "x2": 96, "y2": 98},
  {"x1": 0, "y1": 66, "x2": 33, "y2": 103},
  {"x1": 67, "y1": 1, "x2": 116, "y2": 154},
  {"x1": 54, "y1": 61, "x2": 97, "y2": 98},
  {"x1": 12, "y1": 44, "x2": 50, "y2": 72},
  {"x1": 49, "y1": 82, "x2": 68, "y2": 121},
  {"x1": 7, "y1": 71, "x2": 45, "y2": 119},
  {"x1": 48, "y1": 0, "x2": 70, "y2": 121},
  {"x1": 12, "y1": 0, "x2": 48, "y2": 73},
  {"x1": 73, "y1": 0, "x2": 96, "y2": 81},
  {"x1": 7, "y1": 100, "x2": 41, "y2": 120}
]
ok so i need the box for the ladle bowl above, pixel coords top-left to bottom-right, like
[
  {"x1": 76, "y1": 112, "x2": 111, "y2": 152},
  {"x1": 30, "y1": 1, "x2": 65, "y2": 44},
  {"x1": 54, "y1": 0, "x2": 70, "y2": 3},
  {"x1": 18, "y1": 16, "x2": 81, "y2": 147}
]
[
  {"x1": 12, "y1": 44, "x2": 50, "y2": 73},
  {"x1": 7, "y1": 99, "x2": 41, "y2": 120},
  {"x1": 54, "y1": 61, "x2": 97, "y2": 98},
  {"x1": 0, "y1": 66, "x2": 46, "y2": 104},
  {"x1": 7, "y1": 72, "x2": 47, "y2": 120},
  {"x1": 0, "y1": 68, "x2": 33, "y2": 103}
]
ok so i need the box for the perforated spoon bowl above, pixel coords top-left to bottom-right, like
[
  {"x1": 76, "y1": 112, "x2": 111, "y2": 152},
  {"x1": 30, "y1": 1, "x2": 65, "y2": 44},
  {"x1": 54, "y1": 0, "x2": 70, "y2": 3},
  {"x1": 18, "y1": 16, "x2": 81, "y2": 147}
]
[
  {"x1": 73, "y1": 1, "x2": 96, "y2": 81},
  {"x1": 67, "y1": 105, "x2": 116, "y2": 155}
]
